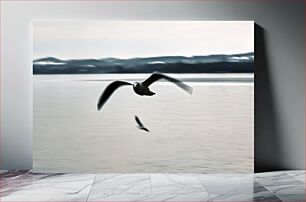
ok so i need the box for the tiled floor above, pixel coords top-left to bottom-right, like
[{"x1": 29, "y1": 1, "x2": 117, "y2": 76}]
[{"x1": 0, "y1": 170, "x2": 305, "y2": 201}]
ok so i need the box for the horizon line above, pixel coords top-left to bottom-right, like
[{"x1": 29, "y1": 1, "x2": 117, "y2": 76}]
[{"x1": 33, "y1": 52, "x2": 254, "y2": 61}]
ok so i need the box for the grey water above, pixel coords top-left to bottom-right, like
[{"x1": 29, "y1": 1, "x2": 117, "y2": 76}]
[{"x1": 33, "y1": 74, "x2": 254, "y2": 173}]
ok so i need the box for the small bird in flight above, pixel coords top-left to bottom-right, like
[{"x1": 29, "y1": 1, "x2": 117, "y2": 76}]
[
  {"x1": 97, "y1": 72, "x2": 193, "y2": 110},
  {"x1": 135, "y1": 115, "x2": 150, "y2": 132}
]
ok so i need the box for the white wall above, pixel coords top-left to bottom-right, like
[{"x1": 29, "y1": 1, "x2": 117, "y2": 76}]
[{"x1": 1, "y1": 0, "x2": 304, "y2": 171}]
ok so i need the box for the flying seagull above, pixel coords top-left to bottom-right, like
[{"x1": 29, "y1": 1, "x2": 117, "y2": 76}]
[
  {"x1": 97, "y1": 72, "x2": 193, "y2": 110},
  {"x1": 135, "y1": 115, "x2": 150, "y2": 132}
]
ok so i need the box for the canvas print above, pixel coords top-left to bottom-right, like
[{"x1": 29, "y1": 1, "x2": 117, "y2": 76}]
[{"x1": 33, "y1": 21, "x2": 254, "y2": 173}]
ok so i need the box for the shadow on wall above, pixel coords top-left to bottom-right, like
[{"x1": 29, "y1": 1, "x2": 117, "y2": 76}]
[{"x1": 255, "y1": 24, "x2": 285, "y2": 172}]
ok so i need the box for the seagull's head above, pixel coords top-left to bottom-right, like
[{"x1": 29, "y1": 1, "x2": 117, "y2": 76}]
[{"x1": 133, "y1": 82, "x2": 141, "y2": 88}]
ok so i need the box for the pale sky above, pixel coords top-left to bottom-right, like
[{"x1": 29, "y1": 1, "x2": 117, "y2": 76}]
[{"x1": 33, "y1": 21, "x2": 254, "y2": 60}]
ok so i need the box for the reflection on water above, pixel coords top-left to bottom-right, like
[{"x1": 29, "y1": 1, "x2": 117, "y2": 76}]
[{"x1": 33, "y1": 74, "x2": 254, "y2": 173}]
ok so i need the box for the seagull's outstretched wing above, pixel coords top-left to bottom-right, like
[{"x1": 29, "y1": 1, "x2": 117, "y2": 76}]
[
  {"x1": 135, "y1": 115, "x2": 144, "y2": 127},
  {"x1": 97, "y1": 81, "x2": 132, "y2": 110},
  {"x1": 142, "y1": 72, "x2": 193, "y2": 94}
]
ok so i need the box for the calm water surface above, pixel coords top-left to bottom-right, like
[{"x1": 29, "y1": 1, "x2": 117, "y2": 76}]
[{"x1": 34, "y1": 74, "x2": 254, "y2": 173}]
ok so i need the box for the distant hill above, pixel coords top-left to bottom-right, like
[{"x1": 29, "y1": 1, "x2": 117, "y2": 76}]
[{"x1": 33, "y1": 53, "x2": 254, "y2": 74}]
